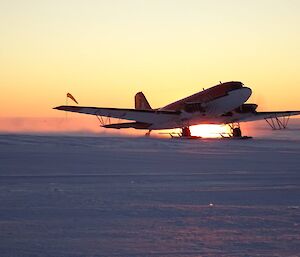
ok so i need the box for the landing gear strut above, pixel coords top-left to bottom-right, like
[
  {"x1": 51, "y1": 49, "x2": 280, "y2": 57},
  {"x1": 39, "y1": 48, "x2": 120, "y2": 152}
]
[
  {"x1": 229, "y1": 123, "x2": 243, "y2": 138},
  {"x1": 232, "y1": 127, "x2": 242, "y2": 137},
  {"x1": 264, "y1": 115, "x2": 291, "y2": 130},
  {"x1": 181, "y1": 127, "x2": 191, "y2": 137}
]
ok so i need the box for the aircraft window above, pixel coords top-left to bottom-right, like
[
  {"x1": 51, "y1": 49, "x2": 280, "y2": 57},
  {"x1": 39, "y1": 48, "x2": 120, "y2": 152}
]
[{"x1": 230, "y1": 82, "x2": 243, "y2": 90}]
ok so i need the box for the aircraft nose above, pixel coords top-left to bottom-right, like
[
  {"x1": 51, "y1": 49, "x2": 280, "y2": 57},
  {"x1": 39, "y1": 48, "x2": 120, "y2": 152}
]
[{"x1": 239, "y1": 87, "x2": 252, "y2": 102}]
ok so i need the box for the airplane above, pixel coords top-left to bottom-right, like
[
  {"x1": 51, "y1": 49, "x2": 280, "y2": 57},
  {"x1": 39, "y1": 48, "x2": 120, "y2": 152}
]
[{"x1": 54, "y1": 81, "x2": 300, "y2": 138}]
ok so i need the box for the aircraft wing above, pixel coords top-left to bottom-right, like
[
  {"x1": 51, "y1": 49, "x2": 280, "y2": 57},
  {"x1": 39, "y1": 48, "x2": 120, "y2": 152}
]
[
  {"x1": 54, "y1": 105, "x2": 180, "y2": 124},
  {"x1": 238, "y1": 111, "x2": 300, "y2": 122}
]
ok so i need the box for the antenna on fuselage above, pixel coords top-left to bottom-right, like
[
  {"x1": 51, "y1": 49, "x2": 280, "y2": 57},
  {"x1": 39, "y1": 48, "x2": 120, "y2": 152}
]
[{"x1": 219, "y1": 81, "x2": 222, "y2": 84}]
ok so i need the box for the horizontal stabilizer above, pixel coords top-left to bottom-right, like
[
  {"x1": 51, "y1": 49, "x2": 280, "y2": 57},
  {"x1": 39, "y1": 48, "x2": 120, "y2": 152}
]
[{"x1": 103, "y1": 122, "x2": 151, "y2": 129}]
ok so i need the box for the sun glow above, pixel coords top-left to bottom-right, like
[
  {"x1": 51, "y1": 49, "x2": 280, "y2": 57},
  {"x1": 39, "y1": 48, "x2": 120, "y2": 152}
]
[{"x1": 190, "y1": 124, "x2": 231, "y2": 138}]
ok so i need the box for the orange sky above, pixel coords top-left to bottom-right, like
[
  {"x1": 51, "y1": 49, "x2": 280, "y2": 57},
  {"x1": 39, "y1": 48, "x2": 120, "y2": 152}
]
[{"x1": 1, "y1": 0, "x2": 300, "y2": 119}]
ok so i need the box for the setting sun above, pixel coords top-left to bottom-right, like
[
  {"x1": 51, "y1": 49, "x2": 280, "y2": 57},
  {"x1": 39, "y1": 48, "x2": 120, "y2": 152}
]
[{"x1": 190, "y1": 124, "x2": 231, "y2": 138}]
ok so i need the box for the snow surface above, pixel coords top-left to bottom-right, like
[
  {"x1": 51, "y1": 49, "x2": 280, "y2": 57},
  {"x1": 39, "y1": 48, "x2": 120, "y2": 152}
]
[{"x1": 0, "y1": 129, "x2": 300, "y2": 256}]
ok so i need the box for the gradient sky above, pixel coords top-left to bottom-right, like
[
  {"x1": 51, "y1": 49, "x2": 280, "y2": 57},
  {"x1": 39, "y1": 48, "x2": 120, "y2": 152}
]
[{"x1": 1, "y1": 0, "x2": 300, "y2": 118}]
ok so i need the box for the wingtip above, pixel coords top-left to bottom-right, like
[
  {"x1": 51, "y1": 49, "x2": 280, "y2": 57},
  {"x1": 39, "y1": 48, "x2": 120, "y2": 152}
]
[{"x1": 53, "y1": 106, "x2": 64, "y2": 110}]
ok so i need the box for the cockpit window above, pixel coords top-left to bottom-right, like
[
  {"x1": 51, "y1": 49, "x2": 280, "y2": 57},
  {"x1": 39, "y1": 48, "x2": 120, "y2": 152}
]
[{"x1": 225, "y1": 81, "x2": 243, "y2": 90}]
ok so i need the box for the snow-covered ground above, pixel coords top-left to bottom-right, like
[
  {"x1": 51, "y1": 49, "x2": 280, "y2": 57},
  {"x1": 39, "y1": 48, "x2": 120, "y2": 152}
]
[{"x1": 0, "y1": 126, "x2": 300, "y2": 256}]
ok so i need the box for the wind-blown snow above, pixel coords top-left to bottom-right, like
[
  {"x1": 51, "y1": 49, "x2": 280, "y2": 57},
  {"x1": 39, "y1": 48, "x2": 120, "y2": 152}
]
[{"x1": 0, "y1": 130, "x2": 299, "y2": 256}]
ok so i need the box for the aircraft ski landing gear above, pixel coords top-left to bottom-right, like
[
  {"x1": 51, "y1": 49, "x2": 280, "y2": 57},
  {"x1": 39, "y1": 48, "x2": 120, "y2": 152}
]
[
  {"x1": 232, "y1": 127, "x2": 242, "y2": 137},
  {"x1": 177, "y1": 127, "x2": 201, "y2": 139},
  {"x1": 161, "y1": 127, "x2": 200, "y2": 139},
  {"x1": 227, "y1": 123, "x2": 251, "y2": 139},
  {"x1": 164, "y1": 124, "x2": 251, "y2": 140},
  {"x1": 229, "y1": 123, "x2": 242, "y2": 138},
  {"x1": 181, "y1": 127, "x2": 191, "y2": 137}
]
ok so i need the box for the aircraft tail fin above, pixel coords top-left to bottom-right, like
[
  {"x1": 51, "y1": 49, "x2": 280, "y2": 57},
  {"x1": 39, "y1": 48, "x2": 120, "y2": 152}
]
[{"x1": 135, "y1": 92, "x2": 152, "y2": 110}]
